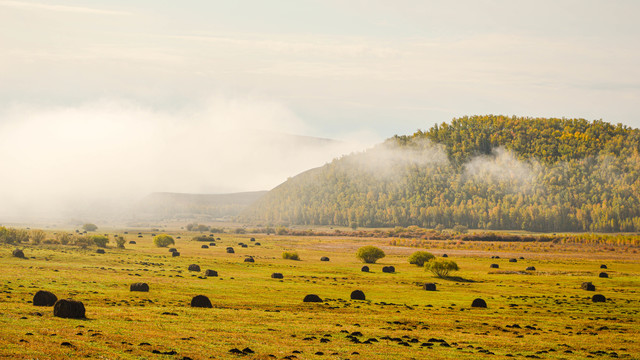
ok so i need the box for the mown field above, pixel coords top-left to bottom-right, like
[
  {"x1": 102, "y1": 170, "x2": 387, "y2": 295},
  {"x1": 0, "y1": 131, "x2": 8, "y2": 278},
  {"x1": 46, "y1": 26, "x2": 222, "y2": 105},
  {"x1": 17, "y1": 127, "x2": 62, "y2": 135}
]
[{"x1": 1, "y1": 230, "x2": 639, "y2": 359}]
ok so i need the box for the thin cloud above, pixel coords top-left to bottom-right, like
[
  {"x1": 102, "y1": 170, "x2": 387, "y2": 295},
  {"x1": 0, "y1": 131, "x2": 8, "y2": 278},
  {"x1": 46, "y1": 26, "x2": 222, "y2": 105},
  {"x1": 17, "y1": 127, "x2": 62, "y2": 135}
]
[{"x1": 0, "y1": 0, "x2": 131, "y2": 16}]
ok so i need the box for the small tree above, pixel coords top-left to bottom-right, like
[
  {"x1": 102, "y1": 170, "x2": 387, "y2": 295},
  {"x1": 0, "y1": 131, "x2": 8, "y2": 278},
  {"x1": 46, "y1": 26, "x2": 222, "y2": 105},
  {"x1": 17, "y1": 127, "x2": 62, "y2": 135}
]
[
  {"x1": 453, "y1": 224, "x2": 468, "y2": 234},
  {"x1": 31, "y1": 229, "x2": 46, "y2": 245},
  {"x1": 57, "y1": 233, "x2": 72, "y2": 245},
  {"x1": 82, "y1": 223, "x2": 98, "y2": 232},
  {"x1": 424, "y1": 259, "x2": 459, "y2": 278},
  {"x1": 408, "y1": 251, "x2": 435, "y2": 266},
  {"x1": 356, "y1": 246, "x2": 385, "y2": 264},
  {"x1": 153, "y1": 234, "x2": 175, "y2": 247},
  {"x1": 115, "y1": 236, "x2": 125, "y2": 249},
  {"x1": 282, "y1": 251, "x2": 300, "y2": 260},
  {"x1": 91, "y1": 235, "x2": 109, "y2": 248}
]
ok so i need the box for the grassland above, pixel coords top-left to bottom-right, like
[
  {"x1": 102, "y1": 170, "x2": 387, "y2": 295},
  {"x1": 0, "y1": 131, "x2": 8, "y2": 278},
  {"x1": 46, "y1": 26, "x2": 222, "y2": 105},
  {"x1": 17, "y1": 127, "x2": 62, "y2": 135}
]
[{"x1": 1, "y1": 230, "x2": 639, "y2": 359}]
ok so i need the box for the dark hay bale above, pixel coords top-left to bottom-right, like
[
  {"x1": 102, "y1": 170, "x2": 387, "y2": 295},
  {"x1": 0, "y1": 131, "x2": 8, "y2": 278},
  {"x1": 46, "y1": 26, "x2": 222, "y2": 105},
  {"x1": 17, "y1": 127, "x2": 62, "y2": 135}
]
[
  {"x1": 471, "y1": 298, "x2": 487, "y2": 308},
  {"x1": 168, "y1": 248, "x2": 177, "y2": 253},
  {"x1": 350, "y1": 290, "x2": 366, "y2": 300},
  {"x1": 53, "y1": 299, "x2": 86, "y2": 319},
  {"x1": 201, "y1": 245, "x2": 209, "y2": 249},
  {"x1": 190, "y1": 295, "x2": 212, "y2": 308},
  {"x1": 244, "y1": 257, "x2": 255, "y2": 263},
  {"x1": 96, "y1": 249, "x2": 105, "y2": 254},
  {"x1": 361, "y1": 266, "x2": 369, "y2": 272},
  {"x1": 171, "y1": 252, "x2": 180, "y2": 257},
  {"x1": 271, "y1": 273, "x2": 284, "y2": 279},
  {"x1": 592, "y1": 294, "x2": 606, "y2": 303},
  {"x1": 423, "y1": 283, "x2": 436, "y2": 291},
  {"x1": 33, "y1": 290, "x2": 57, "y2": 306},
  {"x1": 600, "y1": 264, "x2": 607, "y2": 269},
  {"x1": 526, "y1": 266, "x2": 536, "y2": 271},
  {"x1": 129, "y1": 241, "x2": 136, "y2": 244},
  {"x1": 130, "y1": 283, "x2": 149, "y2": 292},
  {"x1": 188, "y1": 264, "x2": 201, "y2": 272},
  {"x1": 303, "y1": 294, "x2": 323, "y2": 303},
  {"x1": 382, "y1": 266, "x2": 395, "y2": 273},
  {"x1": 250, "y1": 237, "x2": 255, "y2": 242},
  {"x1": 137, "y1": 235, "x2": 142, "y2": 238},
  {"x1": 599, "y1": 272, "x2": 609, "y2": 278},
  {"x1": 255, "y1": 242, "x2": 261, "y2": 246},
  {"x1": 204, "y1": 270, "x2": 218, "y2": 277},
  {"x1": 320, "y1": 257, "x2": 330, "y2": 262},
  {"x1": 442, "y1": 254, "x2": 448, "y2": 258},
  {"x1": 509, "y1": 258, "x2": 517, "y2": 263},
  {"x1": 241, "y1": 244, "x2": 248, "y2": 248},
  {"x1": 238, "y1": 242, "x2": 245, "y2": 246},
  {"x1": 581, "y1": 282, "x2": 595, "y2": 291},
  {"x1": 12, "y1": 249, "x2": 25, "y2": 258},
  {"x1": 226, "y1": 247, "x2": 235, "y2": 254},
  {"x1": 209, "y1": 242, "x2": 215, "y2": 246},
  {"x1": 490, "y1": 264, "x2": 499, "y2": 269}
]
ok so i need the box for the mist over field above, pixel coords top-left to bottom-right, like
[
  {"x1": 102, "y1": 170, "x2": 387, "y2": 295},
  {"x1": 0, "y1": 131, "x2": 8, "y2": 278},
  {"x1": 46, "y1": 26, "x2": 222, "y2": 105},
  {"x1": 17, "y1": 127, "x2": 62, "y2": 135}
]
[{"x1": 0, "y1": 97, "x2": 377, "y2": 222}]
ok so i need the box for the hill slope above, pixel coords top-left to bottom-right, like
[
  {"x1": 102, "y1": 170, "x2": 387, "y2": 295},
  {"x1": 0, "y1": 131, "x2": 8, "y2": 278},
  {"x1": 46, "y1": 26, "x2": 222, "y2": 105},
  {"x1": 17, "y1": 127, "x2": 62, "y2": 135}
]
[{"x1": 240, "y1": 115, "x2": 640, "y2": 232}]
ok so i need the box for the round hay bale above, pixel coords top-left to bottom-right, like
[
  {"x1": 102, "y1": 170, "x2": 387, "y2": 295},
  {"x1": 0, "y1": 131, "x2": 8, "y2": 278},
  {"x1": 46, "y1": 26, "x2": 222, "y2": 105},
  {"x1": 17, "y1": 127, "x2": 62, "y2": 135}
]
[
  {"x1": 303, "y1": 294, "x2": 323, "y2": 303},
  {"x1": 442, "y1": 254, "x2": 448, "y2": 258},
  {"x1": 490, "y1": 264, "x2": 499, "y2": 269},
  {"x1": 320, "y1": 257, "x2": 330, "y2": 262},
  {"x1": 209, "y1": 242, "x2": 215, "y2": 246},
  {"x1": 361, "y1": 266, "x2": 369, "y2": 272},
  {"x1": 250, "y1": 237, "x2": 256, "y2": 242},
  {"x1": 255, "y1": 242, "x2": 261, "y2": 246},
  {"x1": 53, "y1": 299, "x2": 86, "y2": 319},
  {"x1": 129, "y1": 241, "x2": 136, "y2": 244},
  {"x1": 350, "y1": 290, "x2": 366, "y2": 300},
  {"x1": 201, "y1": 245, "x2": 209, "y2": 249},
  {"x1": 168, "y1": 248, "x2": 177, "y2": 253},
  {"x1": 271, "y1": 273, "x2": 284, "y2": 279},
  {"x1": 130, "y1": 283, "x2": 149, "y2": 292},
  {"x1": 382, "y1": 266, "x2": 395, "y2": 273},
  {"x1": 600, "y1": 264, "x2": 607, "y2": 269},
  {"x1": 244, "y1": 257, "x2": 255, "y2": 263},
  {"x1": 188, "y1": 264, "x2": 201, "y2": 272},
  {"x1": 96, "y1": 249, "x2": 105, "y2": 254},
  {"x1": 519, "y1": 256, "x2": 525, "y2": 260},
  {"x1": 526, "y1": 266, "x2": 536, "y2": 271},
  {"x1": 190, "y1": 295, "x2": 212, "y2": 308},
  {"x1": 204, "y1": 270, "x2": 218, "y2": 277},
  {"x1": 471, "y1": 298, "x2": 487, "y2": 308},
  {"x1": 226, "y1": 247, "x2": 235, "y2": 254},
  {"x1": 137, "y1": 235, "x2": 142, "y2": 238},
  {"x1": 581, "y1": 282, "x2": 595, "y2": 291},
  {"x1": 33, "y1": 290, "x2": 57, "y2": 306},
  {"x1": 599, "y1": 272, "x2": 609, "y2": 278},
  {"x1": 423, "y1": 283, "x2": 436, "y2": 291},
  {"x1": 12, "y1": 249, "x2": 25, "y2": 258},
  {"x1": 509, "y1": 258, "x2": 517, "y2": 263},
  {"x1": 592, "y1": 294, "x2": 606, "y2": 303},
  {"x1": 171, "y1": 251, "x2": 180, "y2": 257},
  {"x1": 241, "y1": 244, "x2": 248, "y2": 248}
]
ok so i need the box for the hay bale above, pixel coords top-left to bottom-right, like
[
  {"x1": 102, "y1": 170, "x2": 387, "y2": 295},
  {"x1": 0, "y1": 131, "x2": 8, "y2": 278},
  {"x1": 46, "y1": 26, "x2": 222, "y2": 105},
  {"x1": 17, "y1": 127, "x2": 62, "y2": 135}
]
[
  {"x1": 361, "y1": 266, "x2": 369, "y2": 272},
  {"x1": 519, "y1": 256, "x2": 525, "y2": 260},
  {"x1": 241, "y1": 244, "x2": 248, "y2": 248},
  {"x1": 226, "y1": 247, "x2": 235, "y2": 254},
  {"x1": 250, "y1": 237, "x2": 256, "y2": 242},
  {"x1": 599, "y1": 272, "x2": 609, "y2": 278},
  {"x1": 509, "y1": 258, "x2": 517, "y2": 263},
  {"x1": 382, "y1": 266, "x2": 395, "y2": 273},
  {"x1": 320, "y1": 257, "x2": 330, "y2": 262},
  {"x1": 168, "y1": 248, "x2": 177, "y2": 253},
  {"x1": 350, "y1": 290, "x2": 366, "y2": 300},
  {"x1": 581, "y1": 282, "x2": 595, "y2": 291},
  {"x1": 244, "y1": 257, "x2": 255, "y2": 263},
  {"x1": 490, "y1": 264, "x2": 499, "y2": 269},
  {"x1": 255, "y1": 242, "x2": 261, "y2": 246},
  {"x1": 205, "y1": 270, "x2": 218, "y2": 277},
  {"x1": 600, "y1": 264, "x2": 607, "y2": 269},
  {"x1": 188, "y1": 264, "x2": 201, "y2": 272},
  {"x1": 172, "y1": 251, "x2": 180, "y2": 257},
  {"x1": 442, "y1": 254, "x2": 448, "y2": 258},
  {"x1": 209, "y1": 242, "x2": 215, "y2": 246},
  {"x1": 303, "y1": 294, "x2": 323, "y2": 303},
  {"x1": 592, "y1": 294, "x2": 606, "y2": 303},
  {"x1": 271, "y1": 273, "x2": 284, "y2": 279},
  {"x1": 130, "y1": 283, "x2": 149, "y2": 292},
  {"x1": 96, "y1": 249, "x2": 105, "y2": 254},
  {"x1": 423, "y1": 283, "x2": 436, "y2": 291},
  {"x1": 53, "y1": 299, "x2": 86, "y2": 319},
  {"x1": 33, "y1": 290, "x2": 57, "y2": 306},
  {"x1": 526, "y1": 266, "x2": 536, "y2": 271},
  {"x1": 201, "y1": 245, "x2": 209, "y2": 249},
  {"x1": 190, "y1": 295, "x2": 212, "y2": 308},
  {"x1": 471, "y1": 298, "x2": 487, "y2": 308},
  {"x1": 12, "y1": 249, "x2": 25, "y2": 258},
  {"x1": 129, "y1": 241, "x2": 136, "y2": 244}
]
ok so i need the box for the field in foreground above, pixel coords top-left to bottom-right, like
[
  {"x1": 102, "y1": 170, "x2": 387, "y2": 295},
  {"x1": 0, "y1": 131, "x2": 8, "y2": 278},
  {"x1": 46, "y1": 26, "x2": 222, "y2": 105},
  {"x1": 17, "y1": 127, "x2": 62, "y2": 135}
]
[{"x1": 1, "y1": 231, "x2": 639, "y2": 359}]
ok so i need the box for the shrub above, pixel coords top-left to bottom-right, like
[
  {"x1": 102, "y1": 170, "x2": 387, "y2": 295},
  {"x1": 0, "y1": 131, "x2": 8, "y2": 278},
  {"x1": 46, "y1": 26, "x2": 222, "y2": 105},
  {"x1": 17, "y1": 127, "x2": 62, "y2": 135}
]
[
  {"x1": 408, "y1": 251, "x2": 435, "y2": 266},
  {"x1": 356, "y1": 246, "x2": 386, "y2": 264},
  {"x1": 115, "y1": 236, "x2": 125, "y2": 249},
  {"x1": 153, "y1": 234, "x2": 175, "y2": 247},
  {"x1": 82, "y1": 223, "x2": 98, "y2": 232},
  {"x1": 282, "y1": 251, "x2": 300, "y2": 260},
  {"x1": 56, "y1": 233, "x2": 72, "y2": 245},
  {"x1": 192, "y1": 235, "x2": 209, "y2": 242},
  {"x1": 31, "y1": 229, "x2": 46, "y2": 245},
  {"x1": 453, "y1": 224, "x2": 468, "y2": 234},
  {"x1": 424, "y1": 258, "x2": 459, "y2": 278},
  {"x1": 91, "y1": 235, "x2": 109, "y2": 248}
]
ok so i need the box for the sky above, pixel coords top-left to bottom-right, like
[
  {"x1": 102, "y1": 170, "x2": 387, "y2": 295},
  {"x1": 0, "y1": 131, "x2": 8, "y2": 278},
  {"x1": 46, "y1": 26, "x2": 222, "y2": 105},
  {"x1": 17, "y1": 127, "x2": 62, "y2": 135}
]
[{"x1": 1, "y1": 0, "x2": 639, "y2": 219}]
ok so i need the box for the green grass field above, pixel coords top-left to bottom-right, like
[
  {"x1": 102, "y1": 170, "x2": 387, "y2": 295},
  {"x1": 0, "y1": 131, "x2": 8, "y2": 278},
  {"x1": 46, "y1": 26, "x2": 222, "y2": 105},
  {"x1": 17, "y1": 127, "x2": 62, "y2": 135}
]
[{"x1": 1, "y1": 230, "x2": 639, "y2": 359}]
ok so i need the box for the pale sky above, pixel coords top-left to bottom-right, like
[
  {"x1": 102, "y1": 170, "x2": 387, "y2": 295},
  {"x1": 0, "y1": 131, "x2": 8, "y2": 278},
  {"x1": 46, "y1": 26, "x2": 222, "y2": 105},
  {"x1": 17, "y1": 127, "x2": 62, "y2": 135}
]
[{"x1": 1, "y1": 0, "x2": 639, "y2": 218}]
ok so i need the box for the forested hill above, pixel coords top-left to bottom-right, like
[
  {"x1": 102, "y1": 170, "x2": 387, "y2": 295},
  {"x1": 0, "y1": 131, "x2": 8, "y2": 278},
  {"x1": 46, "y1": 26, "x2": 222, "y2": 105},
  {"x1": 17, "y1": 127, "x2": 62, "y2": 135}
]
[{"x1": 239, "y1": 116, "x2": 640, "y2": 232}]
